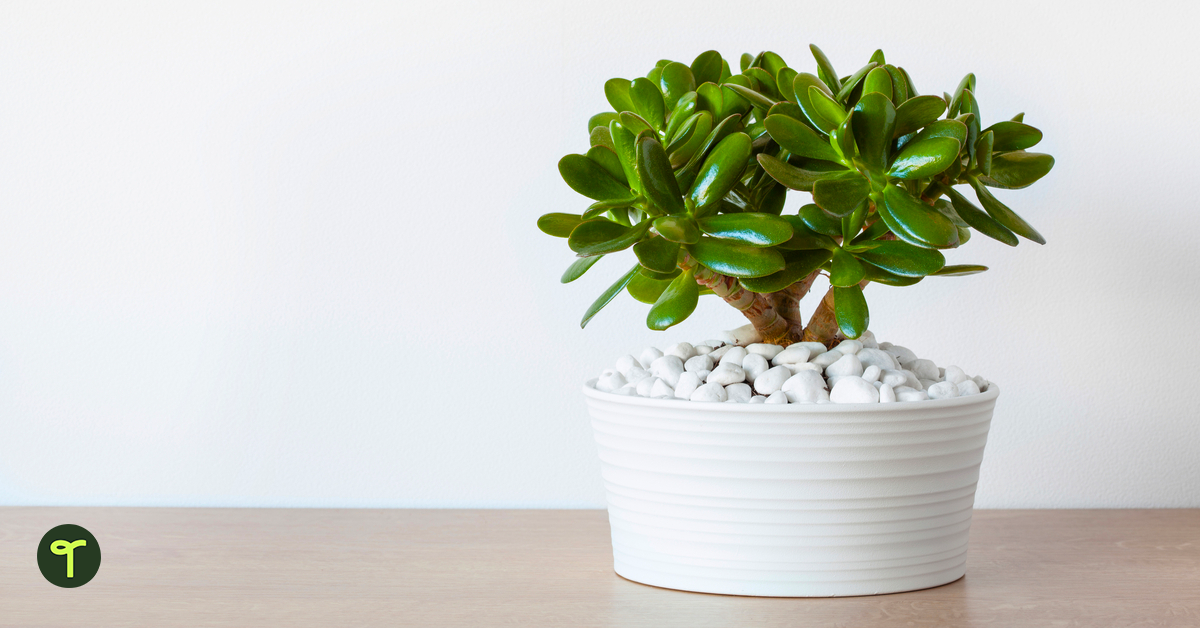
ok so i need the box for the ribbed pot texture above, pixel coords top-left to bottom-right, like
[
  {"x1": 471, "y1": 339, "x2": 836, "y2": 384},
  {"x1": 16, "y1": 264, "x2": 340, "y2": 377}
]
[{"x1": 582, "y1": 381, "x2": 999, "y2": 597}]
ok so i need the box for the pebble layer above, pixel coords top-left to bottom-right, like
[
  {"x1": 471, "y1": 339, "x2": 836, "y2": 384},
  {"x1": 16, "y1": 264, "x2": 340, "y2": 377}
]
[{"x1": 593, "y1": 325, "x2": 990, "y2": 405}]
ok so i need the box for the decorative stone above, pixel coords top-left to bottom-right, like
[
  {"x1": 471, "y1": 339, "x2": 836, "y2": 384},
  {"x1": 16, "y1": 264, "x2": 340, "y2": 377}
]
[
  {"x1": 810, "y1": 350, "x2": 843, "y2": 369},
  {"x1": 909, "y1": 359, "x2": 940, "y2": 381},
  {"x1": 719, "y1": 346, "x2": 749, "y2": 366},
  {"x1": 830, "y1": 377, "x2": 880, "y2": 403},
  {"x1": 693, "y1": 344, "x2": 714, "y2": 355},
  {"x1": 726, "y1": 324, "x2": 763, "y2": 346},
  {"x1": 615, "y1": 354, "x2": 641, "y2": 377},
  {"x1": 879, "y1": 383, "x2": 897, "y2": 403},
  {"x1": 957, "y1": 379, "x2": 981, "y2": 396},
  {"x1": 664, "y1": 342, "x2": 697, "y2": 361},
  {"x1": 638, "y1": 347, "x2": 664, "y2": 370},
  {"x1": 919, "y1": 379, "x2": 940, "y2": 390},
  {"x1": 726, "y1": 383, "x2": 753, "y2": 403},
  {"x1": 650, "y1": 378, "x2": 676, "y2": 398},
  {"x1": 861, "y1": 364, "x2": 881, "y2": 383},
  {"x1": 749, "y1": 395, "x2": 766, "y2": 404},
  {"x1": 613, "y1": 384, "x2": 638, "y2": 396},
  {"x1": 771, "y1": 346, "x2": 811, "y2": 366},
  {"x1": 746, "y1": 343, "x2": 785, "y2": 360},
  {"x1": 897, "y1": 389, "x2": 930, "y2": 402},
  {"x1": 794, "y1": 342, "x2": 831, "y2": 357},
  {"x1": 858, "y1": 330, "x2": 879, "y2": 349},
  {"x1": 785, "y1": 362, "x2": 822, "y2": 374},
  {"x1": 825, "y1": 354, "x2": 864, "y2": 378},
  {"x1": 674, "y1": 372, "x2": 702, "y2": 399},
  {"x1": 708, "y1": 344, "x2": 733, "y2": 361},
  {"x1": 741, "y1": 353, "x2": 770, "y2": 384},
  {"x1": 636, "y1": 377, "x2": 659, "y2": 397},
  {"x1": 707, "y1": 363, "x2": 746, "y2": 386},
  {"x1": 881, "y1": 369, "x2": 908, "y2": 388},
  {"x1": 596, "y1": 370, "x2": 626, "y2": 392},
  {"x1": 684, "y1": 355, "x2": 714, "y2": 378},
  {"x1": 764, "y1": 391, "x2": 788, "y2": 404},
  {"x1": 943, "y1": 365, "x2": 968, "y2": 384},
  {"x1": 884, "y1": 344, "x2": 918, "y2": 367},
  {"x1": 901, "y1": 370, "x2": 924, "y2": 390},
  {"x1": 689, "y1": 382, "x2": 727, "y2": 402},
  {"x1": 857, "y1": 348, "x2": 898, "y2": 371},
  {"x1": 650, "y1": 355, "x2": 686, "y2": 388},
  {"x1": 926, "y1": 381, "x2": 959, "y2": 399},
  {"x1": 973, "y1": 375, "x2": 989, "y2": 391},
  {"x1": 754, "y1": 366, "x2": 792, "y2": 395},
  {"x1": 834, "y1": 339, "x2": 863, "y2": 355},
  {"x1": 624, "y1": 366, "x2": 650, "y2": 384}
]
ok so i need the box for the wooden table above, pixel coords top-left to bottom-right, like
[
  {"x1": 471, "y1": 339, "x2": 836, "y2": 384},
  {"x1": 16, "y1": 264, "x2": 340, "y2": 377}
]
[{"x1": 1, "y1": 508, "x2": 1197, "y2": 627}]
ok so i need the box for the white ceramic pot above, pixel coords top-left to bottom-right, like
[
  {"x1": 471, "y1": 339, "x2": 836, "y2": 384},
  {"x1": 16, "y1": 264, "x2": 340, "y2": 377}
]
[{"x1": 583, "y1": 380, "x2": 999, "y2": 597}]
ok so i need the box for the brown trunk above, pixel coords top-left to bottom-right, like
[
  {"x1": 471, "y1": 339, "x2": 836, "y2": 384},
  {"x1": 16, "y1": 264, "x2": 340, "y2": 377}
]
[{"x1": 801, "y1": 286, "x2": 841, "y2": 348}]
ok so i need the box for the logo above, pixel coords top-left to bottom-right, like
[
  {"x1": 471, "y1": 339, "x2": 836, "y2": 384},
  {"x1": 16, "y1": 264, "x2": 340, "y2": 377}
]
[{"x1": 37, "y1": 524, "x2": 101, "y2": 588}]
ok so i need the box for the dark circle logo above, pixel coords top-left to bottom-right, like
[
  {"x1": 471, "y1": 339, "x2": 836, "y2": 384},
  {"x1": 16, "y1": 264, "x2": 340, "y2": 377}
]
[{"x1": 37, "y1": 524, "x2": 101, "y2": 588}]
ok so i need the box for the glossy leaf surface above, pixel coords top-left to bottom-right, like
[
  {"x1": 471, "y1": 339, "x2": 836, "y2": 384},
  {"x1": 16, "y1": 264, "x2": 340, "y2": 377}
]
[
  {"x1": 654, "y1": 215, "x2": 700, "y2": 244},
  {"x1": 943, "y1": 186, "x2": 1018, "y2": 246},
  {"x1": 984, "y1": 121, "x2": 1042, "y2": 151},
  {"x1": 558, "y1": 154, "x2": 634, "y2": 202},
  {"x1": 830, "y1": 248, "x2": 865, "y2": 287},
  {"x1": 630, "y1": 77, "x2": 666, "y2": 132},
  {"x1": 812, "y1": 171, "x2": 870, "y2": 216},
  {"x1": 765, "y1": 114, "x2": 841, "y2": 162},
  {"x1": 851, "y1": 93, "x2": 896, "y2": 171},
  {"x1": 687, "y1": 237, "x2": 786, "y2": 278},
  {"x1": 636, "y1": 135, "x2": 684, "y2": 214},
  {"x1": 968, "y1": 177, "x2": 1046, "y2": 244},
  {"x1": 887, "y1": 136, "x2": 960, "y2": 179},
  {"x1": 697, "y1": 212, "x2": 794, "y2": 246},
  {"x1": 537, "y1": 213, "x2": 582, "y2": 238},
  {"x1": 647, "y1": 269, "x2": 699, "y2": 330},
  {"x1": 633, "y1": 236, "x2": 680, "y2": 273},
  {"x1": 834, "y1": 285, "x2": 869, "y2": 339},
  {"x1": 978, "y1": 152, "x2": 1055, "y2": 189},
  {"x1": 688, "y1": 132, "x2": 753, "y2": 210},
  {"x1": 879, "y1": 185, "x2": 958, "y2": 248},
  {"x1": 581, "y1": 265, "x2": 638, "y2": 328},
  {"x1": 757, "y1": 154, "x2": 836, "y2": 191},
  {"x1": 893, "y1": 95, "x2": 947, "y2": 138},
  {"x1": 739, "y1": 249, "x2": 831, "y2": 293},
  {"x1": 561, "y1": 254, "x2": 602, "y2": 283},
  {"x1": 856, "y1": 240, "x2": 946, "y2": 277}
]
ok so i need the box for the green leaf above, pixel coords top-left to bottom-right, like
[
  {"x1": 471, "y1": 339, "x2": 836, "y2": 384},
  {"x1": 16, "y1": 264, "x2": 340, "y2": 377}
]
[
  {"x1": 588, "y1": 112, "x2": 618, "y2": 132},
  {"x1": 810, "y1": 44, "x2": 840, "y2": 92},
  {"x1": 830, "y1": 248, "x2": 865, "y2": 287},
  {"x1": 568, "y1": 219, "x2": 650, "y2": 256},
  {"x1": 908, "y1": 119, "x2": 967, "y2": 148},
  {"x1": 808, "y1": 86, "x2": 848, "y2": 128},
  {"x1": 978, "y1": 152, "x2": 1055, "y2": 189},
  {"x1": 604, "y1": 79, "x2": 634, "y2": 113},
  {"x1": 636, "y1": 135, "x2": 684, "y2": 214},
  {"x1": 887, "y1": 136, "x2": 960, "y2": 179},
  {"x1": 537, "y1": 213, "x2": 582, "y2": 238},
  {"x1": 647, "y1": 269, "x2": 699, "y2": 330},
  {"x1": 959, "y1": 90, "x2": 981, "y2": 159},
  {"x1": 617, "y1": 111, "x2": 653, "y2": 136},
  {"x1": 863, "y1": 66, "x2": 893, "y2": 100},
  {"x1": 696, "y1": 212, "x2": 794, "y2": 246},
  {"x1": 744, "y1": 67, "x2": 779, "y2": 100},
  {"x1": 834, "y1": 285, "x2": 869, "y2": 339},
  {"x1": 581, "y1": 265, "x2": 638, "y2": 328},
  {"x1": 589, "y1": 125, "x2": 615, "y2": 152},
  {"x1": 968, "y1": 177, "x2": 1046, "y2": 244},
  {"x1": 943, "y1": 186, "x2": 1018, "y2": 246},
  {"x1": 947, "y1": 73, "x2": 976, "y2": 117},
  {"x1": 686, "y1": 237, "x2": 786, "y2": 278},
  {"x1": 690, "y1": 50, "x2": 724, "y2": 86},
  {"x1": 608, "y1": 121, "x2": 640, "y2": 194},
  {"x1": 792, "y1": 73, "x2": 836, "y2": 133},
  {"x1": 664, "y1": 93, "x2": 698, "y2": 141},
  {"x1": 718, "y1": 78, "x2": 752, "y2": 119},
  {"x1": 885, "y1": 65, "x2": 908, "y2": 104},
  {"x1": 686, "y1": 131, "x2": 752, "y2": 211},
  {"x1": 765, "y1": 114, "x2": 841, "y2": 162},
  {"x1": 984, "y1": 121, "x2": 1042, "y2": 151},
  {"x1": 633, "y1": 236, "x2": 680, "y2": 273},
  {"x1": 627, "y1": 272, "x2": 673, "y2": 303},
  {"x1": 582, "y1": 199, "x2": 631, "y2": 219},
  {"x1": 835, "y1": 62, "x2": 877, "y2": 102},
  {"x1": 975, "y1": 130, "x2": 994, "y2": 176},
  {"x1": 933, "y1": 264, "x2": 988, "y2": 276},
  {"x1": 558, "y1": 154, "x2": 634, "y2": 202},
  {"x1": 659, "y1": 63, "x2": 696, "y2": 111},
  {"x1": 760, "y1": 51, "x2": 787, "y2": 82},
  {"x1": 654, "y1": 215, "x2": 700, "y2": 244},
  {"x1": 739, "y1": 53, "x2": 753, "y2": 73},
  {"x1": 668, "y1": 111, "x2": 713, "y2": 168},
  {"x1": 586, "y1": 146, "x2": 626, "y2": 184},
  {"x1": 861, "y1": 263, "x2": 923, "y2": 286},
  {"x1": 878, "y1": 185, "x2": 959, "y2": 248},
  {"x1": 739, "y1": 249, "x2": 832, "y2": 292},
  {"x1": 630, "y1": 77, "x2": 666, "y2": 132},
  {"x1": 856, "y1": 240, "x2": 945, "y2": 277},
  {"x1": 665, "y1": 112, "x2": 702, "y2": 154},
  {"x1": 723, "y1": 82, "x2": 777, "y2": 110},
  {"x1": 637, "y1": 265, "x2": 681, "y2": 281},
  {"x1": 756, "y1": 154, "x2": 837, "y2": 191},
  {"x1": 759, "y1": 181, "x2": 787, "y2": 215},
  {"x1": 812, "y1": 171, "x2": 870, "y2": 216},
  {"x1": 851, "y1": 92, "x2": 896, "y2": 171},
  {"x1": 893, "y1": 95, "x2": 947, "y2": 138},
  {"x1": 562, "y1": 254, "x2": 603, "y2": 283},
  {"x1": 778, "y1": 215, "x2": 838, "y2": 250},
  {"x1": 798, "y1": 203, "x2": 843, "y2": 237}
]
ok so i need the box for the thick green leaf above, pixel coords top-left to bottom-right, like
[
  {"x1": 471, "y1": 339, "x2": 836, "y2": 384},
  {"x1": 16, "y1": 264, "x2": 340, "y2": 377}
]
[
  {"x1": 627, "y1": 272, "x2": 672, "y2": 303},
  {"x1": 861, "y1": 263, "x2": 923, "y2": 286},
  {"x1": 830, "y1": 248, "x2": 865, "y2": 287},
  {"x1": 696, "y1": 82, "x2": 722, "y2": 115},
  {"x1": 558, "y1": 154, "x2": 634, "y2": 202},
  {"x1": 636, "y1": 135, "x2": 684, "y2": 214},
  {"x1": 562, "y1": 254, "x2": 603, "y2": 283},
  {"x1": 604, "y1": 79, "x2": 634, "y2": 113},
  {"x1": 812, "y1": 171, "x2": 870, "y2": 216},
  {"x1": 856, "y1": 240, "x2": 946, "y2": 277},
  {"x1": 792, "y1": 73, "x2": 836, "y2": 133},
  {"x1": 696, "y1": 212, "x2": 793, "y2": 246},
  {"x1": 589, "y1": 125, "x2": 614, "y2": 152},
  {"x1": 835, "y1": 62, "x2": 877, "y2": 102},
  {"x1": 586, "y1": 146, "x2": 626, "y2": 184},
  {"x1": 686, "y1": 237, "x2": 786, "y2": 278},
  {"x1": 833, "y1": 285, "x2": 869, "y2": 339},
  {"x1": 582, "y1": 199, "x2": 631, "y2": 219},
  {"x1": 959, "y1": 90, "x2": 981, "y2": 158},
  {"x1": 630, "y1": 77, "x2": 666, "y2": 132},
  {"x1": 638, "y1": 265, "x2": 682, "y2": 281},
  {"x1": 765, "y1": 114, "x2": 841, "y2": 162},
  {"x1": 654, "y1": 215, "x2": 700, "y2": 244},
  {"x1": 537, "y1": 213, "x2": 582, "y2": 237},
  {"x1": 664, "y1": 93, "x2": 698, "y2": 141},
  {"x1": 778, "y1": 215, "x2": 838, "y2": 250},
  {"x1": 744, "y1": 67, "x2": 779, "y2": 100},
  {"x1": 879, "y1": 185, "x2": 959, "y2": 248},
  {"x1": 688, "y1": 132, "x2": 752, "y2": 211},
  {"x1": 798, "y1": 203, "x2": 843, "y2": 237},
  {"x1": 581, "y1": 265, "x2": 638, "y2": 328},
  {"x1": 808, "y1": 86, "x2": 848, "y2": 129},
  {"x1": 739, "y1": 249, "x2": 832, "y2": 292},
  {"x1": 943, "y1": 186, "x2": 1018, "y2": 246},
  {"x1": 893, "y1": 95, "x2": 947, "y2": 138},
  {"x1": 617, "y1": 111, "x2": 653, "y2": 136},
  {"x1": 690, "y1": 50, "x2": 723, "y2": 86},
  {"x1": 809, "y1": 44, "x2": 840, "y2": 92},
  {"x1": 568, "y1": 219, "x2": 650, "y2": 256},
  {"x1": 863, "y1": 66, "x2": 893, "y2": 99},
  {"x1": 756, "y1": 154, "x2": 837, "y2": 191},
  {"x1": 985, "y1": 121, "x2": 1042, "y2": 151},
  {"x1": 608, "y1": 121, "x2": 640, "y2": 194},
  {"x1": 947, "y1": 73, "x2": 975, "y2": 117},
  {"x1": 831, "y1": 113, "x2": 856, "y2": 161},
  {"x1": 908, "y1": 119, "x2": 968, "y2": 148},
  {"x1": 739, "y1": 53, "x2": 753, "y2": 73},
  {"x1": 978, "y1": 152, "x2": 1055, "y2": 189},
  {"x1": 668, "y1": 111, "x2": 713, "y2": 168},
  {"x1": 718, "y1": 78, "x2": 752, "y2": 118},
  {"x1": 933, "y1": 264, "x2": 988, "y2": 276},
  {"x1": 760, "y1": 51, "x2": 787, "y2": 81},
  {"x1": 633, "y1": 236, "x2": 680, "y2": 273},
  {"x1": 885, "y1": 65, "x2": 908, "y2": 104},
  {"x1": 759, "y1": 181, "x2": 787, "y2": 215},
  {"x1": 665, "y1": 112, "x2": 702, "y2": 154},
  {"x1": 658, "y1": 62, "x2": 696, "y2": 110},
  {"x1": 588, "y1": 112, "x2": 618, "y2": 132},
  {"x1": 975, "y1": 130, "x2": 994, "y2": 176},
  {"x1": 968, "y1": 177, "x2": 1046, "y2": 244},
  {"x1": 647, "y1": 269, "x2": 699, "y2": 330},
  {"x1": 723, "y1": 83, "x2": 777, "y2": 110},
  {"x1": 851, "y1": 92, "x2": 896, "y2": 171},
  {"x1": 887, "y1": 137, "x2": 960, "y2": 179}
]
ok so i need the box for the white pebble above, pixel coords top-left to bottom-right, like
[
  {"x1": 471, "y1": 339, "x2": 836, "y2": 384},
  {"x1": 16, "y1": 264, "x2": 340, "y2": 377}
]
[
  {"x1": 771, "y1": 346, "x2": 811, "y2": 366},
  {"x1": 919, "y1": 379, "x2": 940, "y2": 390},
  {"x1": 749, "y1": 395, "x2": 767, "y2": 404},
  {"x1": 901, "y1": 370, "x2": 924, "y2": 390},
  {"x1": 615, "y1": 354, "x2": 641, "y2": 377},
  {"x1": 690, "y1": 382, "x2": 727, "y2": 402},
  {"x1": 636, "y1": 377, "x2": 658, "y2": 397},
  {"x1": 704, "y1": 339, "x2": 726, "y2": 349},
  {"x1": 746, "y1": 343, "x2": 785, "y2": 360},
  {"x1": 785, "y1": 362, "x2": 822, "y2": 374},
  {"x1": 884, "y1": 345, "x2": 918, "y2": 367},
  {"x1": 872, "y1": 380, "x2": 883, "y2": 389},
  {"x1": 830, "y1": 376, "x2": 880, "y2": 403},
  {"x1": 684, "y1": 355, "x2": 714, "y2": 377},
  {"x1": 726, "y1": 383, "x2": 753, "y2": 403},
  {"x1": 764, "y1": 391, "x2": 788, "y2": 404},
  {"x1": 650, "y1": 355, "x2": 686, "y2": 387},
  {"x1": 664, "y1": 342, "x2": 697, "y2": 361},
  {"x1": 897, "y1": 389, "x2": 929, "y2": 402},
  {"x1": 596, "y1": 370, "x2": 626, "y2": 392},
  {"x1": 794, "y1": 342, "x2": 831, "y2": 357},
  {"x1": 613, "y1": 384, "x2": 638, "y2": 396},
  {"x1": 826, "y1": 354, "x2": 864, "y2": 378},
  {"x1": 858, "y1": 330, "x2": 879, "y2": 349},
  {"x1": 878, "y1": 341, "x2": 893, "y2": 349},
  {"x1": 862, "y1": 364, "x2": 881, "y2": 383},
  {"x1": 707, "y1": 363, "x2": 746, "y2": 386},
  {"x1": 957, "y1": 379, "x2": 981, "y2": 396},
  {"x1": 693, "y1": 344, "x2": 714, "y2": 355},
  {"x1": 726, "y1": 324, "x2": 763, "y2": 346},
  {"x1": 719, "y1": 346, "x2": 749, "y2": 366},
  {"x1": 881, "y1": 369, "x2": 908, "y2": 388},
  {"x1": 651, "y1": 378, "x2": 676, "y2": 398},
  {"x1": 638, "y1": 347, "x2": 664, "y2": 369},
  {"x1": 674, "y1": 372, "x2": 702, "y2": 399},
  {"x1": 810, "y1": 350, "x2": 843, "y2": 369},
  {"x1": 973, "y1": 375, "x2": 988, "y2": 391},
  {"x1": 909, "y1": 359, "x2": 940, "y2": 381},
  {"x1": 834, "y1": 339, "x2": 863, "y2": 355},
  {"x1": 944, "y1": 365, "x2": 968, "y2": 384},
  {"x1": 893, "y1": 385, "x2": 916, "y2": 394},
  {"x1": 708, "y1": 344, "x2": 733, "y2": 361},
  {"x1": 741, "y1": 353, "x2": 770, "y2": 384},
  {"x1": 754, "y1": 366, "x2": 792, "y2": 395},
  {"x1": 927, "y1": 381, "x2": 959, "y2": 399},
  {"x1": 782, "y1": 370, "x2": 828, "y2": 403},
  {"x1": 857, "y1": 348, "x2": 898, "y2": 371},
  {"x1": 879, "y1": 383, "x2": 897, "y2": 403}
]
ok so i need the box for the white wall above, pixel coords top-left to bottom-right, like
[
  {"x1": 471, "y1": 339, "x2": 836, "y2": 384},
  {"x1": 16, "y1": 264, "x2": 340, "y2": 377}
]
[{"x1": 1, "y1": 0, "x2": 1197, "y2": 509}]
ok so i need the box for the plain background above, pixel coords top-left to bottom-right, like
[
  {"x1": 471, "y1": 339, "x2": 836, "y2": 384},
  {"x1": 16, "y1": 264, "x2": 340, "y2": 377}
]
[{"x1": 1, "y1": 0, "x2": 1196, "y2": 509}]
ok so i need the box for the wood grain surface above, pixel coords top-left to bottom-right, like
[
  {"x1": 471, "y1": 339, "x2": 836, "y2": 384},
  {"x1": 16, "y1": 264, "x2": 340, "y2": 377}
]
[{"x1": 1, "y1": 508, "x2": 1197, "y2": 627}]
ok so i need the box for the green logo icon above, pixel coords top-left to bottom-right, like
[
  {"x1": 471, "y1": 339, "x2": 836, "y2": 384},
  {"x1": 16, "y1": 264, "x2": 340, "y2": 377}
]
[{"x1": 37, "y1": 524, "x2": 101, "y2": 588}]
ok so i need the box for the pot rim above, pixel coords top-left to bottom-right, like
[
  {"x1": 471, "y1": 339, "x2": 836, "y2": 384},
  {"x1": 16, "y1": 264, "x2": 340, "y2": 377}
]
[{"x1": 583, "y1": 378, "x2": 999, "y2": 413}]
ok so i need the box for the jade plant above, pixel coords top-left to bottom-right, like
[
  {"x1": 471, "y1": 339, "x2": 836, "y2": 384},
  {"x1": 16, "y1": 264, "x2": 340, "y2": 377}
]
[{"x1": 538, "y1": 47, "x2": 1053, "y2": 347}]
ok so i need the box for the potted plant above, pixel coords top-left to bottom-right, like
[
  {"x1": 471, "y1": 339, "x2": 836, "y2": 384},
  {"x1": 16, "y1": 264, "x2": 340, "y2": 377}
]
[{"x1": 538, "y1": 46, "x2": 1052, "y2": 597}]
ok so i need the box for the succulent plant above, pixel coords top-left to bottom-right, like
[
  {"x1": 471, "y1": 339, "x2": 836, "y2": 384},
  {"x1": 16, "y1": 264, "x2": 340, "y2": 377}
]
[{"x1": 538, "y1": 47, "x2": 1053, "y2": 347}]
